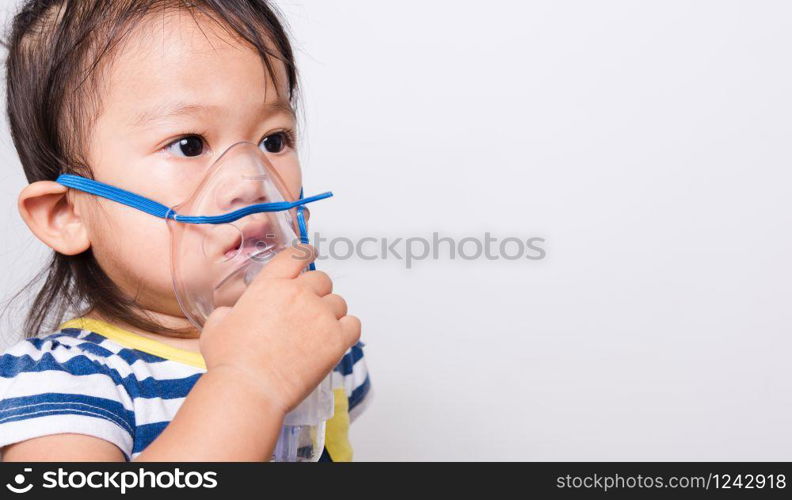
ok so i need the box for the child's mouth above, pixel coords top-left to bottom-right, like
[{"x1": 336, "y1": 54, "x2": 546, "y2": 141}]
[
  {"x1": 223, "y1": 219, "x2": 276, "y2": 260},
  {"x1": 214, "y1": 219, "x2": 278, "y2": 292}
]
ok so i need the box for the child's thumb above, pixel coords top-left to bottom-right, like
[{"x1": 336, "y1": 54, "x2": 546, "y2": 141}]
[{"x1": 203, "y1": 306, "x2": 233, "y2": 332}]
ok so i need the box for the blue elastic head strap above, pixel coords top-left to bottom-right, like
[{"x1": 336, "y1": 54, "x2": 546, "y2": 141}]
[
  {"x1": 295, "y1": 189, "x2": 316, "y2": 271},
  {"x1": 57, "y1": 174, "x2": 329, "y2": 271},
  {"x1": 56, "y1": 174, "x2": 332, "y2": 225}
]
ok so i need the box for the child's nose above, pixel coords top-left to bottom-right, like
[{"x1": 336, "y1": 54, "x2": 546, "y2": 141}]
[
  {"x1": 219, "y1": 175, "x2": 268, "y2": 211},
  {"x1": 213, "y1": 148, "x2": 273, "y2": 211}
]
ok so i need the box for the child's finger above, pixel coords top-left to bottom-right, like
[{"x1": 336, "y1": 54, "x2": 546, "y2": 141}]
[
  {"x1": 338, "y1": 315, "x2": 362, "y2": 347},
  {"x1": 322, "y1": 294, "x2": 348, "y2": 319},
  {"x1": 204, "y1": 306, "x2": 232, "y2": 329},
  {"x1": 298, "y1": 271, "x2": 333, "y2": 297},
  {"x1": 254, "y1": 245, "x2": 316, "y2": 282}
]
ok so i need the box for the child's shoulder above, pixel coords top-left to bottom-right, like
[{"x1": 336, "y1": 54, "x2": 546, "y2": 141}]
[
  {"x1": 0, "y1": 322, "x2": 198, "y2": 384},
  {"x1": 0, "y1": 328, "x2": 141, "y2": 458},
  {"x1": 0, "y1": 329, "x2": 122, "y2": 391},
  {"x1": 3, "y1": 326, "x2": 143, "y2": 371}
]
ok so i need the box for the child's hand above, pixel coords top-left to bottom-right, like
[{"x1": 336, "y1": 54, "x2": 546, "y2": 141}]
[{"x1": 198, "y1": 245, "x2": 360, "y2": 415}]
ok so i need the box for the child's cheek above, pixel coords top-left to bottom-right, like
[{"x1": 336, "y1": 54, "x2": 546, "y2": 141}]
[
  {"x1": 279, "y1": 164, "x2": 303, "y2": 201},
  {"x1": 88, "y1": 202, "x2": 180, "y2": 312}
]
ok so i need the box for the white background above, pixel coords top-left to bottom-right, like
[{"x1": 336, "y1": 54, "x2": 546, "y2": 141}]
[{"x1": 2, "y1": 0, "x2": 791, "y2": 460}]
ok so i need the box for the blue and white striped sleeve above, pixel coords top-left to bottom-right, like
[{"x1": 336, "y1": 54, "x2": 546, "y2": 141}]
[
  {"x1": 334, "y1": 341, "x2": 372, "y2": 421},
  {"x1": 0, "y1": 335, "x2": 135, "y2": 459}
]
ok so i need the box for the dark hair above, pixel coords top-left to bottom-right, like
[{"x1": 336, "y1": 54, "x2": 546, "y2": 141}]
[{"x1": 2, "y1": 0, "x2": 298, "y2": 338}]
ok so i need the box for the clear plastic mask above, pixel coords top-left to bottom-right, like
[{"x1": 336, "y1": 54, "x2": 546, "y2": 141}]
[{"x1": 167, "y1": 141, "x2": 304, "y2": 329}]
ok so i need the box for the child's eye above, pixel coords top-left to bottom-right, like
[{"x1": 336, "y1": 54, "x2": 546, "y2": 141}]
[
  {"x1": 259, "y1": 132, "x2": 291, "y2": 154},
  {"x1": 165, "y1": 135, "x2": 206, "y2": 158}
]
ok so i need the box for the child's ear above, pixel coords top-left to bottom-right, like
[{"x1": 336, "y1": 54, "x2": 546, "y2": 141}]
[{"x1": 18, "y1": 181, "x2": 91, "y2": 256}]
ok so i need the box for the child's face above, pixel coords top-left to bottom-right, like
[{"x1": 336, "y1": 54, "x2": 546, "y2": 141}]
[{"x1": 74, "y1": 12, "x2": 301, "y2": 325}]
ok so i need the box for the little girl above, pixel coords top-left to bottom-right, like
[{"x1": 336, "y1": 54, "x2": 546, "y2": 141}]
[{"x1": 0, "y1": 0, "x2": 370, "y2": 461}]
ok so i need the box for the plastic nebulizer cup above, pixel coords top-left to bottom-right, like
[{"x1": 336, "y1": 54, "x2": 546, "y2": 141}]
[{"x1": 167, "y1": 142, "x2": 334, "y2": 462}]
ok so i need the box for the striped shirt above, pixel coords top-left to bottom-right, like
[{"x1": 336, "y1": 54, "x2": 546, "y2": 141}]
[{"x1": 0, "y1": 317, "x2": 371, "y2": 461}]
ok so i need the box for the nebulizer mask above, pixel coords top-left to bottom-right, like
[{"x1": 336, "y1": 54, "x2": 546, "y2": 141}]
[{"x1": 57, "y1": 142, "x2": 335, "y2": 462}]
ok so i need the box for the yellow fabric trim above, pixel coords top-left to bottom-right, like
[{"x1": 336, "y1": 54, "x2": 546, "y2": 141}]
[
  {"x1": 325, "y1": 387, "x2": 353, "y2": 462},
  {"x1": 59, "y1": 317, "x2": 206, "y2": 369}
]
